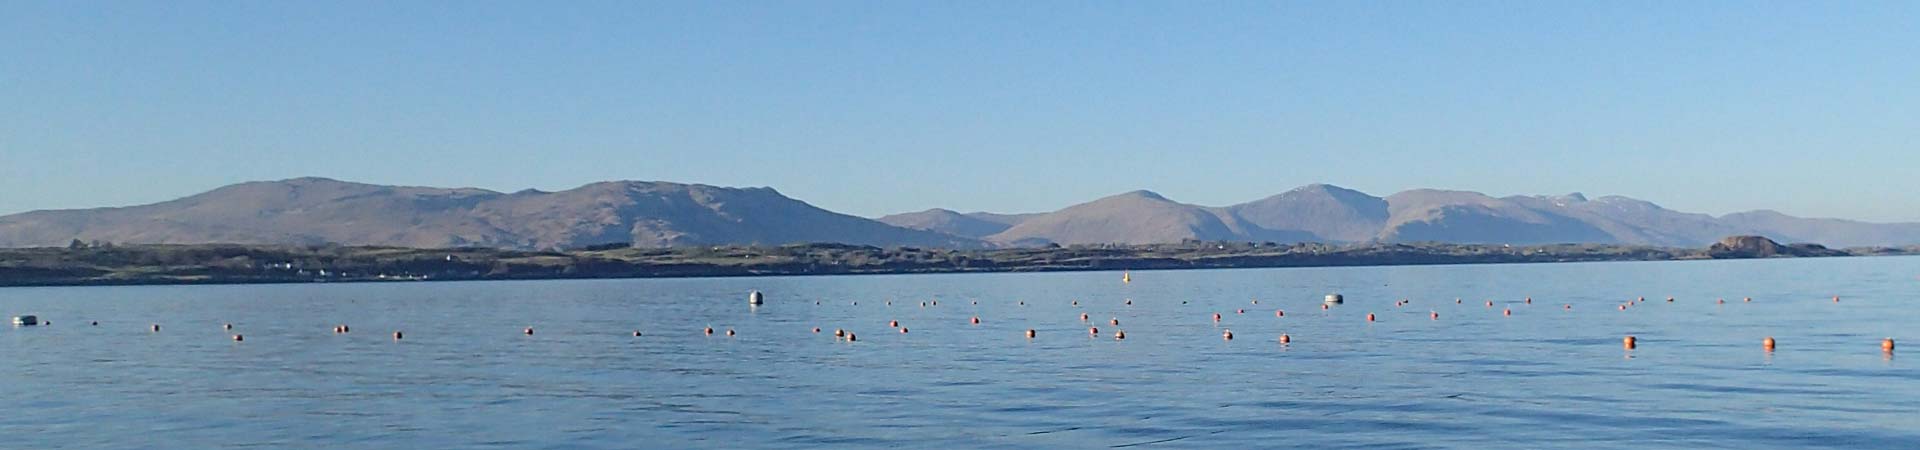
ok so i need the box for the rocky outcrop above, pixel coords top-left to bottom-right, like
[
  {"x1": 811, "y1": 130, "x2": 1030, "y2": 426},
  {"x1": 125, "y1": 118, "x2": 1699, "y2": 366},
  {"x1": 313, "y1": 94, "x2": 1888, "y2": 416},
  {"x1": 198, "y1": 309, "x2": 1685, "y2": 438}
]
[{"x1": 1706, "y1": 235, "x2": 1847, "y2": 258}]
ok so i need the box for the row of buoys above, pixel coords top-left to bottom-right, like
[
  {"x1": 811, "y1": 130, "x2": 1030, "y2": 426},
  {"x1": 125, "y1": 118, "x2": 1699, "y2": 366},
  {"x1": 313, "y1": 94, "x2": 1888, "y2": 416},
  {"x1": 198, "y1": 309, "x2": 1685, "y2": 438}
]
[{"x1": 1618, "y1": 335, "x2": 1894, "y2": 353}]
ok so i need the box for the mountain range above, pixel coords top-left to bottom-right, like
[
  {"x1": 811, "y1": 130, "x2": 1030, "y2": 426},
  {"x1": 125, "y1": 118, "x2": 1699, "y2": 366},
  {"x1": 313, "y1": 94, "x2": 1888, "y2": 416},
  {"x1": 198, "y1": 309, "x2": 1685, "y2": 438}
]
[
  {"x1": 879, "y1": 183, "x2": 1920, "y2": 248},
  {"x1": 2, "y1": 178, "x2": 1917, "y2": 250}
]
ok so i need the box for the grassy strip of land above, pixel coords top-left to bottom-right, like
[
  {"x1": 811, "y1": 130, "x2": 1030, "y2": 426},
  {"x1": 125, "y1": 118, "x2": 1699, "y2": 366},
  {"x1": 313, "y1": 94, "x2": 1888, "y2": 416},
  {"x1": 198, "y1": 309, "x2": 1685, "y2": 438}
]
[{"x1": 2, "y1": 238, "x2": 1914, "y2": 287}]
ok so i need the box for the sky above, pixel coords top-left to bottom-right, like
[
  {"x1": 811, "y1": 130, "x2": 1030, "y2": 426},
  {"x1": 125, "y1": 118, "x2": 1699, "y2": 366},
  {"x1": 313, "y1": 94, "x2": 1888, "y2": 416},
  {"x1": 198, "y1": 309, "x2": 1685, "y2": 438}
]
[{"x1": 3, "y1": 1, "x2": 1917, "y2": 221}]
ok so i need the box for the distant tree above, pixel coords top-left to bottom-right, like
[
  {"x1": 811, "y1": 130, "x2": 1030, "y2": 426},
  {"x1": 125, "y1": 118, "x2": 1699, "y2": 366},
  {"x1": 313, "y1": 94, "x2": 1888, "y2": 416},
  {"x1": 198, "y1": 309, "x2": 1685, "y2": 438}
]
[{"x1": 68, "y1": 239, "x2": 87, "y2": 250}]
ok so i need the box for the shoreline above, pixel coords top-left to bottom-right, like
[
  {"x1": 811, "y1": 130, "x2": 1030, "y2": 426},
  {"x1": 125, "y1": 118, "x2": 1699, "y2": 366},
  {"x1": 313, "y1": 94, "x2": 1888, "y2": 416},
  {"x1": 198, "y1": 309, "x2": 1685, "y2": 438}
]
[{"x1": 4, "y1": 237, "x2": 1911, "y2": 288}]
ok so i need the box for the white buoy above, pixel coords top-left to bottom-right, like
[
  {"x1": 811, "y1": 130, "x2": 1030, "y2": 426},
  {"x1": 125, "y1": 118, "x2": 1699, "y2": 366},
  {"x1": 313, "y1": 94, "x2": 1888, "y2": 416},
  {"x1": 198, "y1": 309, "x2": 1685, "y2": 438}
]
[
  {"x1": 1325, "y1": 294, "x2": 1344, "y2": 304},
  {"x1": 12, "y1": 315, "x2": 38, "y2": 326},
  {"x1": 748, "y1": 290, "x2": 765, "y2": 306}
]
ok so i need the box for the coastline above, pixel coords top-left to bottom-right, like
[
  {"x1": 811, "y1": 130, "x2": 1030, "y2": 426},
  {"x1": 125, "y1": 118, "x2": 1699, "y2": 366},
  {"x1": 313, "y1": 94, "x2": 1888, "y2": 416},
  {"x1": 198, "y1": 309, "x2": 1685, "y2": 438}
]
[{"x1": 4, "y1": 237, "x2": 1911, "y2": 288}]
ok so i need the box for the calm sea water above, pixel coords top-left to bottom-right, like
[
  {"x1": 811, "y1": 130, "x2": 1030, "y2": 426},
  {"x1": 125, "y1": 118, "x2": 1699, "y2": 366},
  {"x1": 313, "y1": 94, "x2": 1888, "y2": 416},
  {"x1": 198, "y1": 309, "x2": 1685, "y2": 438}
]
[{"x1": 3, "y1": 257, "x2": 1918, "y2": 449}]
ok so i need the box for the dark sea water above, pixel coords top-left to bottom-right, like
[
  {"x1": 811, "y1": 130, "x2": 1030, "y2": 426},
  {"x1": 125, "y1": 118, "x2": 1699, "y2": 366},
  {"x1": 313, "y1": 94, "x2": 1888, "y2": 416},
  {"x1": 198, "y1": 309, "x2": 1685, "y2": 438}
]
[{"x1": 3, "y1": 257, "x2": 1918, "y2": 449}]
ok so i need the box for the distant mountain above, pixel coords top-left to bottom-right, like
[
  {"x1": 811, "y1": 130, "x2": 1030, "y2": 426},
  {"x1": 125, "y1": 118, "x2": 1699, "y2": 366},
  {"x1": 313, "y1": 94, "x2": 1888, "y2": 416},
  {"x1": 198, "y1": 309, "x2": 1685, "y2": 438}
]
[
  {"x1": 8, "y1": 178, "x2": 1919, "y2": 250},
  {"x1": 1227, "y1": 184, "x2": 1387, "y2": 242},
  {"x1": 877, "y1": 208, "x2": 1029, "y2": 238},
  {"x1": 0, "y1": 178, "x2": 982, "y2": 250},
  {"x1": 911, "y1": 185, "x2": 1920, "y2": 248},
  {"x1": 1379, "y1": 189, "x2": 1617, "y2": 245},
  {"x1": 983, "y1": 190, "x2": 1313, "y2": 245},
  {"x1": 1719, "y1": 210, "x2": 1920, "y2": 248}
]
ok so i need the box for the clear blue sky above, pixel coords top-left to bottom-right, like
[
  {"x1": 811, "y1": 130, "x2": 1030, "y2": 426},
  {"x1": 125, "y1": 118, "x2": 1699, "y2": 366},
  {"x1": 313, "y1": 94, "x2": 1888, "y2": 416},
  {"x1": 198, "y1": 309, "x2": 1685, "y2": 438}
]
[{"x1": 4, "y1": 1, "x2": 1917, "y2": 221}]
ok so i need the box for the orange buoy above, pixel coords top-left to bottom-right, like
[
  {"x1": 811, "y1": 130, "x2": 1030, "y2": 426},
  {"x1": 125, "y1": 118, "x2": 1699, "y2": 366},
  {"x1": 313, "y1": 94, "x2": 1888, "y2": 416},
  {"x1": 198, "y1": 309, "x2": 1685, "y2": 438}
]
[
  {"x1": 1485, "y1": 301, "x2": 1494, "y2": 307},
  {"x1": 1321, "y1": 304, "x2": 1329, "y2": 310},
  {"x1": 900, "y1": 328, "x2": 908, "y2": 334},
  {"x1": 1275, "y1": 310, "x2": 1285, "y2": 318},
  {"x1": 1717, "y1": 298, "x2": 1725, "y2": 304},
  {"x1": 847, "y1": 333, "x2": 857, "y2": 342},
  {"x1": 1079, "y1": 313, "x2": 1088, "y2": 322},
  {"x1": 1026, "y1": 329, "x2": 1036, "y2": 338},
  {"x1": 1251, "y1": 299, "x2": 1259, "y2": 304},
  {"x1": 1431, "y1": 311, "x2": 1439, "y2": 320},
  {"x1": 726, "y1": 328, "x2": 735, "y2": 336},
  {"x1": 1366, "y1": 313, "x2": 1376, "y2": 322},
  {"x1": 890, "y1": 320, "x2": 899, "y2": 327},
  {"x1": 813, "y1": 327, "x2": 821, "y2": 333},
  {"x1": 1744, "y1": 297, "x2": 1752, "y2": 302},
  {"x1": 1110, "y1": 318, "x2": 1119, "y2": 326},
  {"x1": 1665, "y1": 297, "x2": 1673, "y2": 302},
  {"x1": 1834, "y1": 296, "x2": 1841, "y2": 303},
  {"x1": 341, "y1": 325, "x2": 348, "y2": 333},
  {"x1": 1455, "y1": 298, "x2": 1462, "y2": 304},
  {"x1": 1125, "y1": 299, "x2": 1133, "y2": 305},
  {"x1": 1763, "y1": 337, "x2": 1776, "y2": 351},
  {"x1": 834, "y1": 328, "x2": 845, "y2": 338},
  {"x1": 1072, "y1": 300, "x2": 1079, "y2": 306},
  {"x1": 1618, "y1": 305, "x2": 1627, "y2": 311},
  {"x1": 393, "y1": 331, "x2": 403, "y2": 340},
  {"x1": 151, "y1": 324, "x2": 160, "y2": 332},
  {"x1": 1115, "y1": 330, "x2": 1126, "y2": 340},
  {"x1": 224, "y1": 323, "x2": 233, "y2": 330},
  {"x1": 1884, "y1": 338, "x2": 1896, "y2": 351},
  {"x1": 971, "y1": 317, "x2": 981, "y2": 325},
  {"x1": 1213, "y1": 313, "x2": 1222, "y2": 322},
  {"x1": 704, "y1": 327, "x2": 714, "y2": 335},
  {"x1": 232, "y1": 334, "x2": 243, "y2": 342},
  {"x1": 634, "y1": 330, "x2": 643, "y2": 337},
  {"x1": 1623, "y1": 335, "x2": 1637, "y2": 349},
  {"x1": 1637, "y1": 297, "x2": 1645, "y2": 302},
  {"x1": 1237, "y1": 309, "x2": 1245, "y2": 314},
  {"x1": 1089, "y1": 327, "x2": 1099, "y2": 336},
  {"x1": 931, "y1": 300, "x2": 938, "y2": 306},
  {"x1": 524, "y1": 327, "x2": 534, "y2": 335},
  {"x1": 1279, "y1": 334, "x2": 1291, "y2": 344},
  {"x1": 1503, "y1": 308, "x2": 1511, "y2": 316},
  {"x1": 1222, "y1": 329, "x2": 1234, "y2": 340},
  {"x1": 1525, "y1": 297, "x2": 1532, "y2": 304}
]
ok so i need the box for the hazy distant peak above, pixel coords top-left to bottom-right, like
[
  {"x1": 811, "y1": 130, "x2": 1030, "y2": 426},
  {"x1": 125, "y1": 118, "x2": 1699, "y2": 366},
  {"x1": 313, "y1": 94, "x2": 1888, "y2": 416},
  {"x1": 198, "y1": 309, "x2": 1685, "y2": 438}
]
[
  {"x1": 1558, "y1": 192, "x2": 1588, "y2": 203},
  {"x1": 1725, "y1": 209, "x2": 1791, "y2": 218},
  {"x1": 1111, "y1": 190, "x2": 1170, "y2": 201}
]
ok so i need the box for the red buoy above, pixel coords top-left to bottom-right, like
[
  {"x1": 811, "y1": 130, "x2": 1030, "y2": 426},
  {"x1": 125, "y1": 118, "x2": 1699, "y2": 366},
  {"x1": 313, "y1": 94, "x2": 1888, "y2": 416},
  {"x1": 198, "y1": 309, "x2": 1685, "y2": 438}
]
[{"x1": 1623, "y1": 335, "x2": 1637, "y2": 349}]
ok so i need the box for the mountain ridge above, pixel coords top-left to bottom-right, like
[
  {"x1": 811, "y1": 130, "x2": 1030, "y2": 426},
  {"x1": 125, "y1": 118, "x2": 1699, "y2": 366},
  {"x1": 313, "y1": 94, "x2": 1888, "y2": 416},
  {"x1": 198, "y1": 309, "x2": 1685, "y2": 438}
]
[{"x1": 4, "y1": 178, "x2": 1919, "y2": 249}]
